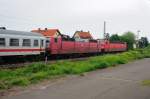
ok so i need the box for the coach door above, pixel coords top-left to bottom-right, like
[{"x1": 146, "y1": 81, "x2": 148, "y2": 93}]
[{"x1": 40, "y1": 39, "x2": 44, "y2": 50}]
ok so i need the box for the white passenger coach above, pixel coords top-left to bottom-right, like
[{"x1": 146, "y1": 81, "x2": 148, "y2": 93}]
[{"x1": 0, "y1": 28, "x2": 46, "y2": 57}]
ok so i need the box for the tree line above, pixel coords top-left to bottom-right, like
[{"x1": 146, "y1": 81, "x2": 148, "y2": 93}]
[{"x1": 109, "y1": 31, "x2": 149, "y2": 50}]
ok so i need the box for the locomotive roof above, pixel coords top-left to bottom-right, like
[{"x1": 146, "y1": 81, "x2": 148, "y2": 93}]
[{"x1": 0, "y1": 29, "x2": 44, "y2": 37}]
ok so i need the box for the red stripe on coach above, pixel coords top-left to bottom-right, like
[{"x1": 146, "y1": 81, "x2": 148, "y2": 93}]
[{"x1": 0, "y1": 49, "x2": 45, "y2": 52}]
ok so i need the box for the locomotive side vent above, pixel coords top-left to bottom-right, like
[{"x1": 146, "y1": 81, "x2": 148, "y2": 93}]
[{"x1": 0, "y1": 27, "x2": 6, "y2": 30}]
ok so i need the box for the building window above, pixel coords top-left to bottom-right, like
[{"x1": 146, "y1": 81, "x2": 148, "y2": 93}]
[
  {"x1": 34, "y1": 40, "x2": 39, "y2": 47},
  {"x1": 0, "y1": 38, "x2": 5, "y2": 46},
  {"x1": 22, "y1": 39, "x2": 31, "y2": 47},
  {"x1": 41, "y1": 40, "x2": 44, "y2": 47},
  {"x1": 10, "y1": 39, "x2": 19, "y2": 46}
]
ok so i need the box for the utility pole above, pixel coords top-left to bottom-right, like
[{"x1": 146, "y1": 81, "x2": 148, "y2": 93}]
[
  {"x1": 137, "y1": 30, "x2": 140, "y2": 40},
  {"x1": 136, "y1": 30, "x2": 140, "y2": 48},
  {"x1": 103, "y1": 21, "x2": 109, "y2": 40},
  {"x1": 104, "y1": 21, "x2": 106, "y2": 39}
]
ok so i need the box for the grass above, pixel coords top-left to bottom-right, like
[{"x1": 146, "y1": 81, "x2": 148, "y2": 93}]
[
  {"x1": 0, "y1": 47, "x2": 150, "y2": 90},
  {"x1": 142, "y1": 80, "x2": 150, "y2": 86}
]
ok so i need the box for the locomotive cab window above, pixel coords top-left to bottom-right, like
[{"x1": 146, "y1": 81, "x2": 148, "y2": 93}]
[
  {"x1": 0, "y1": 38, "x2": 5, "y2": 46},
  {"x1": 34, "y1": 40, "x2": 39, "y2": 47},
  {"x1": 23, "y1": 39, "x2": 31, "y2": 47},
  {"x1": 10, "y1": 39, "x2": 19, "y2": 46}
]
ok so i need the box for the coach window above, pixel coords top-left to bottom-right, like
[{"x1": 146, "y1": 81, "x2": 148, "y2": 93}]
[
  {"x1": 23, "y1": 39, "x2": 31, "y2": 47},
  {"x1": 0, "y1": 38, "x2": 5, "y2": 46},
  {"x1": 34, "y1": 40, "x2": 39, "y2": 47},
  {"x1": 10, "y1": 39, "x2": 19, "y2": 46}
]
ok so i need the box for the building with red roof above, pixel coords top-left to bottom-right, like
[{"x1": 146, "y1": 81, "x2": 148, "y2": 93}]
[
  {"x1": 73, "y1": 30, "x2": 93, "y2": 41},
  {"x1": 31, "y1": 28, "x2": 61, "y2": 38}
]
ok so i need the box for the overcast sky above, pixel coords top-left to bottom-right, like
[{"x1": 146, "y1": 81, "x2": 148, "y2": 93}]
[{"x1": 0, "y1": 0, "x2": 150, "y2": 39}]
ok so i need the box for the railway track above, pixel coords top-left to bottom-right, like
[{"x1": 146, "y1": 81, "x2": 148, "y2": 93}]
[
  {"x1": 0, "y1": 56, "x2": 89, "y2": 69},
  {"x1": 0, "y1": 62, "x2": 35, "y2": 69},
  {"x1": 0, "y1": 52, "x2": 115, "y2": 69}
]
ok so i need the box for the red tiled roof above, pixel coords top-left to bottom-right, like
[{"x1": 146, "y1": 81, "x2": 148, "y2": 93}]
[
  {"x1": 74, "y1": 31, "x2": 93, "y2": 39},
  {"x1": 31, "y1": 29, "x2": 60, "y2": 37}
]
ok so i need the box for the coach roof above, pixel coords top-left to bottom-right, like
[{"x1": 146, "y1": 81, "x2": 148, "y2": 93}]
[{"x1": 0, "y1": 29, "x2": 44, "y2": 37}]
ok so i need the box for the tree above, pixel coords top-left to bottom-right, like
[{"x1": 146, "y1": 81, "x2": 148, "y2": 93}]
[
  {"x1": 139, "y1": 37, "x2": 149, "y2": 48},
  {"x1": 109, "y1": 34, "x2": 121, "y2": 42},
  {"x1": 120, "y1": 31, "x2": 136, "y2": 50}
]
